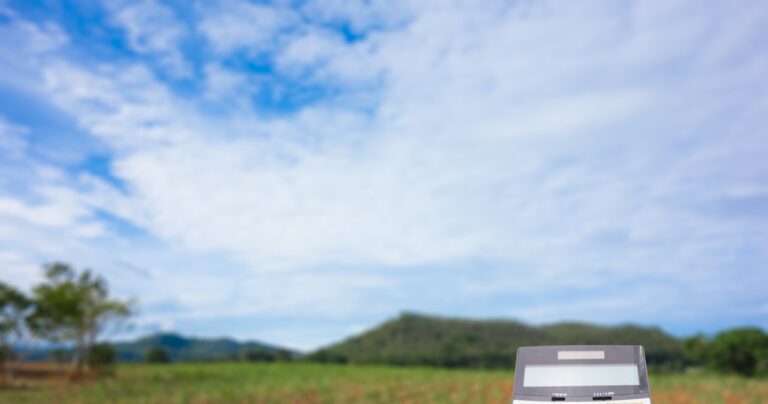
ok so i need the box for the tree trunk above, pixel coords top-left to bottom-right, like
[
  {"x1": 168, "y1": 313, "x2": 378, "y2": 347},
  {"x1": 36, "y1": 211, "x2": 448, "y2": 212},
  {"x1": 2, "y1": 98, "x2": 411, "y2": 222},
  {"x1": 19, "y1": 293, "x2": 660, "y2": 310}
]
[
  {"x1": 6, "y1": 353, "x2": 14, "y2": 385},
  {"x1": 77, "y1": 337, "x2": 85, "y2": 375},
  {"x1": 3, "y1": 346, "x2": 12, "y2": 385},
  {"x1": 10, "y1": 335, "x2": 29, "y2": 385},
  {"x1": 70, "y1": 344, "x2": 79, "y2": 375},
  {"x1": 0, "y1": 341, "x2": 6, "y2": 384},
  {"x1": 85, "y1": 325, "x2": 96, "y2": 372},
  {"x1": 71, "y1": 333, "x2": 86, "y2": 376}
]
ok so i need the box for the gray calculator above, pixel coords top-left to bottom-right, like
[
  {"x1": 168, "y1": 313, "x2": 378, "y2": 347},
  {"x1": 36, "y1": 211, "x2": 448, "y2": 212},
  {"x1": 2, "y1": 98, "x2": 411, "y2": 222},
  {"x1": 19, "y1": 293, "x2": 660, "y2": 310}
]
[{"x1": 512, "y1": 346, "x2": 652, "y2": 403}]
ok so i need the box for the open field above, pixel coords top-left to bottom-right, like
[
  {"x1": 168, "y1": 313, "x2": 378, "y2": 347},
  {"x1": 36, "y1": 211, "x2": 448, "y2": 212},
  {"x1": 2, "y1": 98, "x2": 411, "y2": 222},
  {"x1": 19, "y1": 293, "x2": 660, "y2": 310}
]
[{"x1": 2, "y1": 363, "x2": 767, "y2": 404}]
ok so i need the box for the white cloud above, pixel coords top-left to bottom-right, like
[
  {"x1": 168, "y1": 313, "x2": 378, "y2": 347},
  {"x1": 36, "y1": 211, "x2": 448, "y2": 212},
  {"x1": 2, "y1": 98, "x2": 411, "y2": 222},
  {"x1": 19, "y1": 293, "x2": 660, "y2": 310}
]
[
  {"x1": 0, "y1": 194, "x2": 88, "y2": 229},
  {"x1": 275, "y1": 27, "x2": 348, "y2": 73},
  {"x1": 107, "y1": 0, "x2": 190, "y2": 76},
  {"x1": 0, "y1": 7, "x2": 68, "y2": 93},
  {"x1": 0, "y1": 9, "x2": 68, "y2": 54},
  {"x1": 41, "y1": 62, "x2": 193, "y2": 150},
  {"x1": 300, "y1": 0, "x2": 411, "y2": 34},
  {"x1": 0, "y1": 117, "x2": 28, "y2": 157},
  {"x1": 198, "y1": 0, "x2": 299, "y2": 55},
  {"x1": 202, "y1": 63, "x2": 250, "y2": 101},
  {"x1": 0, "y1": 251, "x2": 42, "y2": 290}
]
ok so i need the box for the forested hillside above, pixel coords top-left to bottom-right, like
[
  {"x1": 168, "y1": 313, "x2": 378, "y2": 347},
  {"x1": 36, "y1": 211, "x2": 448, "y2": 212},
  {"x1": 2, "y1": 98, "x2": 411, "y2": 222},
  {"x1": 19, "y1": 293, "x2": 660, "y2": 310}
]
[{"x1": 309, "y1": 313, "x2": 683, "y2": 369}]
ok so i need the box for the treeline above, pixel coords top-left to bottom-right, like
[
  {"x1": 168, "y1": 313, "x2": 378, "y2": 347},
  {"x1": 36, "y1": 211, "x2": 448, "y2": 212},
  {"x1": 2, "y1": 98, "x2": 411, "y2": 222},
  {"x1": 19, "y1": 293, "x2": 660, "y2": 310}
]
[
  {"x1": 309, "y1": 312, "x2": 768, "y2": 376},
  {"x1": 142, "y1": 345, "x2": 295, "y2": 364},
  {"x1": 0, "y1": 262, "x2": 132, "y2": 383}
]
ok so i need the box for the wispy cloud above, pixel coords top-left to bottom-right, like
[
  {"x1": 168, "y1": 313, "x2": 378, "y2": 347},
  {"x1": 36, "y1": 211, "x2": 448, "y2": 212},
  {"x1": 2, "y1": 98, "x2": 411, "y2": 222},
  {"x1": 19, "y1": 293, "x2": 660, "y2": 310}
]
[{"x1": 199, "y1": 0, "x2": 299, "y2": 55}]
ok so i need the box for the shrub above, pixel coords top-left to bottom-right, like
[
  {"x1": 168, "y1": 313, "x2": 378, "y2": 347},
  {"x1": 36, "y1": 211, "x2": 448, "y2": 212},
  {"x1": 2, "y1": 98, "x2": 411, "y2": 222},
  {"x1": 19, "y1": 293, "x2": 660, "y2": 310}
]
[
  {"x1": 242, "y1": 348, "x2": 276, "y2": 362},
  {"x1": 88, "y1": 343, "x2": 117, "y2": 368}
]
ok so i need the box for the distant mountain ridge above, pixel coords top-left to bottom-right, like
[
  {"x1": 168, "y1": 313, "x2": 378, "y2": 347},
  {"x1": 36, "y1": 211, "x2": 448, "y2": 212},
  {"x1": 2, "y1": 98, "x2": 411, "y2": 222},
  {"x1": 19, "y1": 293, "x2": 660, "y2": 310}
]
[
  {"x1": 113, "y1": 333, "x2": 297, "y2": 362},
  {"x1": 308, "y1": 312, "x2": 684, "y2": 369},
  {"x1": 24, "y1": 333, "x2": 298, "y2": 362}
]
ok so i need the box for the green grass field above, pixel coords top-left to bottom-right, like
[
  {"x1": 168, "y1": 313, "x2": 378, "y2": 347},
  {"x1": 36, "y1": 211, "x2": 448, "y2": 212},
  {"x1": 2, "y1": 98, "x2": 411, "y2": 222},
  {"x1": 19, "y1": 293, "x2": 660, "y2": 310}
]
[{"x1": 2, "y1": 363, "x2": 767, "y2": 403}]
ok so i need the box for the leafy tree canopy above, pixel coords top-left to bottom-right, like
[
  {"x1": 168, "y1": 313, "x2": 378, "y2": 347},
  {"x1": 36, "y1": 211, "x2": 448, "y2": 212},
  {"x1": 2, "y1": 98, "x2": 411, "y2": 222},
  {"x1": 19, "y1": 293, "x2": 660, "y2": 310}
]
[{"x1": 709, "y1": 327, "x2": 768, "y2": 377}]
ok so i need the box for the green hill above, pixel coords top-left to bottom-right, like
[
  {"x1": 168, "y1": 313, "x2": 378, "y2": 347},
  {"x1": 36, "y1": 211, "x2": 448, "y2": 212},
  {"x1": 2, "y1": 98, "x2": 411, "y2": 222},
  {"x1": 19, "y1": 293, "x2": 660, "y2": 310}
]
[{"x1": 309, "y1": 312, "x2": 684, "y2": 369}]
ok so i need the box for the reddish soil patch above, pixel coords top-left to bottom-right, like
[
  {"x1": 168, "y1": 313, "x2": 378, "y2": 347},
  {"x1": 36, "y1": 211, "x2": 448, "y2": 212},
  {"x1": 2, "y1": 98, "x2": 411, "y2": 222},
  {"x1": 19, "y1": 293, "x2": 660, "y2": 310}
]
[
  {"x1": 1, "y1": 362, "x2": 101, "y2": 387},
  {"x1": 652, "y1": 388, "x2": 700, "y2": 404}
]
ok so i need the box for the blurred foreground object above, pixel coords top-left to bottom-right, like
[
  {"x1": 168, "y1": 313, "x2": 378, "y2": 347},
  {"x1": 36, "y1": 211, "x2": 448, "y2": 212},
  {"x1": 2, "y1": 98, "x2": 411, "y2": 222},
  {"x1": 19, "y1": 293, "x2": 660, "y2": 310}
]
[{"x1": 512, "y1": 345, "x2": 651, "y2": 403}]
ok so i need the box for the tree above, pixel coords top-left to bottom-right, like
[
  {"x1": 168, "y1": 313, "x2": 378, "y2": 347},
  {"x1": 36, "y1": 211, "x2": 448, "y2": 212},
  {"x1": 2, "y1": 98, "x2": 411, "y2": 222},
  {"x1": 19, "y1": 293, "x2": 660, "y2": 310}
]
[
  {"x1": 27, "y1": 262, "x2": 132, "y2": 374},
  {"x1": 709, "y1": 328, "x2": 768, "y2": 376},
  {"x1": 145, "y1": 346, "x2": 171, "y2": 363},
  {"x1": 0, "y1": 282, "x2": 31, "y2": 384}
]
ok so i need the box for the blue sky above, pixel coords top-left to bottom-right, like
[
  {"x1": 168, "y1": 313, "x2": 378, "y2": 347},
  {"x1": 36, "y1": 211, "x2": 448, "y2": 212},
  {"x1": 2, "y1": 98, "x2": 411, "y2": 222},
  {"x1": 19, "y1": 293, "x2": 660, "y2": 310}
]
[{"x1": 1, "y1": 0, "x2": 767, "y2": 350}]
